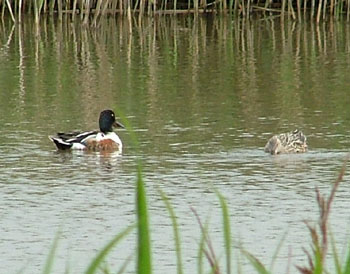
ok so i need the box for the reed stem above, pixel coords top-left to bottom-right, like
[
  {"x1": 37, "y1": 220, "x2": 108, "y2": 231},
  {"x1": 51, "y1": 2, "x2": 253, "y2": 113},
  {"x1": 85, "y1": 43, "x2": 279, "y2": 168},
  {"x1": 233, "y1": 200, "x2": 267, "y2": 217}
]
[{"x1": 0, "y1": 0, "x2": 350, "y2": 21}]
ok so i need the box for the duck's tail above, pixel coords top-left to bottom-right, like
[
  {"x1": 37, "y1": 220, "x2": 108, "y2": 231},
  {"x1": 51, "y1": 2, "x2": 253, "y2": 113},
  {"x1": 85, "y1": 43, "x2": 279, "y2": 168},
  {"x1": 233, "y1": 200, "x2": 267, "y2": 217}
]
[{"x1": 48, "y1": 136, "x2": 73, "y2": 150}]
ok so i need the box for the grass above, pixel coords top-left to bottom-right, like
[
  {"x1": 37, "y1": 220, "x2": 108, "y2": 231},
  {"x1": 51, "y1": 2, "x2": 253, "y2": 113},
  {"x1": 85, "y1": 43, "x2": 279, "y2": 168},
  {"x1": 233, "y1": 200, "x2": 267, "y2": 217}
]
[
  {"x1": 36, "y1": 158, "x2": 349, "y2": 273},
  {"x1": 135, "y1": 163, "x2": 152, "y2": 274},
  {"x1": 159, "y1": 189, "x2": 184, "y2": 274},
  {"x1": 84, "y1": 225, "x2": 135, "y2": 274}
]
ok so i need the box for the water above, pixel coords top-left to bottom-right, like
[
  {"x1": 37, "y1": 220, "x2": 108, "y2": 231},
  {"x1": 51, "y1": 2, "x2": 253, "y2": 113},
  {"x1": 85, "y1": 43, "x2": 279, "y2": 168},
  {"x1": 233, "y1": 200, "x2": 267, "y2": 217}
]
[{"x1": 1, "y1": 15, "x2": 350, "y2": 273}]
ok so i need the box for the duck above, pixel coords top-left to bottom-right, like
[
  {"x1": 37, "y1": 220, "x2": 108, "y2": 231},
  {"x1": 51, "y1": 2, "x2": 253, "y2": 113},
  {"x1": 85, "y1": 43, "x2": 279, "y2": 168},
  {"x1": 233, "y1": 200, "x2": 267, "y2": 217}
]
[
  {"x1": 264, "y1": 129, "x2": 307, "y2": 155},
  {"x1": 49, "y1": 109, "x2": 124, "y2": 152}
]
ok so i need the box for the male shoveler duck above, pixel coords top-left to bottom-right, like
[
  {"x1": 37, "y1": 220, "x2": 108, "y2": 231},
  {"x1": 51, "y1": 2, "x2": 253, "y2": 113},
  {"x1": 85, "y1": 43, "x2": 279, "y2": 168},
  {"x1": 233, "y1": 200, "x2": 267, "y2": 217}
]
[
  {"x1": 264, "y1": 129, "x2": 307, "y2": 155},
  {"x1": 49, "y1": 109, "x2": 124, "y2": 152}
]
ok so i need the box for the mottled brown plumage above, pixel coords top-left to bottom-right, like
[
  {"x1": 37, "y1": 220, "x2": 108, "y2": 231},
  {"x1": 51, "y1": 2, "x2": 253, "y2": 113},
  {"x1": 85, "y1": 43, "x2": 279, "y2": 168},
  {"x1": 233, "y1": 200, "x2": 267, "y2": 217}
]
[{"x1": 264, "y1": 130, "x2": 308, "y2": 155}]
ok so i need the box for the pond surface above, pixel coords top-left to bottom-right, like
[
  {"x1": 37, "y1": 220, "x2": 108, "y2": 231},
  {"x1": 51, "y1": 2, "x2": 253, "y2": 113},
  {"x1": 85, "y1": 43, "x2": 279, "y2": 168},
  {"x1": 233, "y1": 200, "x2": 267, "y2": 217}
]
[{"x1": 0, "y1": 15, "x2": 350, "y2": 273}]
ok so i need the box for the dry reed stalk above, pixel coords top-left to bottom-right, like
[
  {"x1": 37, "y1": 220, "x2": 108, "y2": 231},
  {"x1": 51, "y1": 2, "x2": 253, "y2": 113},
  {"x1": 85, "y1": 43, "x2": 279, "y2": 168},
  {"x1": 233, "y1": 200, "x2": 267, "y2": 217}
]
[
  {"x1": 311, "y1": 0, "x2": 315, "y2": 18},
  {"x1": 119, "y1": 0, "x2": 123, "y2": 15},
  {"x1": 201, "y1": 0, "x2": 207, "y2": 11},
  {"x1": 222, "y1": 0, "x2": 227, "y2": 12},
  {"x1": 92, "y1": 0, "x2": 103, "y2": 25},
  {"x1": 229, "y1": 0, "x2": 233, "y2": 12},
  {"x1": 233, "y1": 0, "x2": 238, "y2": 14},
  {"x1": 1, "y1": 2, "x2": 5, "y2": 20},
  {"x1": 80, "y1": 0, "x2": 85, "y2": 19},
  {"x1": 323, "y1": 0, "x2": 327, "y2": 19},
  {"x1": 251, "y1": 5, "x2": 282, "y2": 12},
  {"x1": 101, "y1": 0, "x2": 110, "y2": 16},
  {"x1": 247, "y1": 0, "x2": 250, "y2": 19},
  {"x1": 83, "y1": 0, "x2": 90, "y2": 25},
  {"x1": 43, "y1": 0, "x2": 47, "y2": 13},
  {"x1": 133, "y1": 0, "x2": 140, "y2": 12},
  {"x1": 148, "y1": 0, "x2": 153, "y2": 16},
  {"x1": 330, "y1": 0, "x2": 334, "y2": 16},
  {"x1": 288, "y1": 0, "x2": 296, "y2": 19},
  {"x1": 49, "y1": 0, "x2": 55, "y2": 15},
  {"x1": 316, "y1": 0, "x2": 323, "y2": 22},
  {"x1": 297, "y1": 0, "x2": 301, "y2": 20},
  {"x1": 127, "y1": 0, "x2": 132, "y2": 33},
  {"x1": 111, "y1": 0, "x2": 118, "y2": 14},
  {"x1": 281, "y1": 0, "x2": 286, "y2": 20},
  {"x1": 34, "y1": 0, "x2": 39, "y2": 25},
  {"x1": 58, "y1": 0, "x2": 63, "y2": 20},
  {"x1": 139, "y1": 0, "x2": 145, "y2": 19},
  {"x1": 241, "y1": 0, "x2": 245, "y2": 16},
  {"x1": 5, "y1": 0, "x2": 15, "y2": 22},
  {"x1": 72, "y1": 0, "x2": 77, "y2": 20},
  {"x1": 348, "y1": 0, "x2": 350, "y2": 21},
  {"x1": 333, "y1": 0, "x2": 337, "y2": 18},
  {"x1": 18, "y1": 0, "x2": 23, "y2": 22},
  {"x1": 194, "y1": 0, "x2": 199, "y2": 13}
]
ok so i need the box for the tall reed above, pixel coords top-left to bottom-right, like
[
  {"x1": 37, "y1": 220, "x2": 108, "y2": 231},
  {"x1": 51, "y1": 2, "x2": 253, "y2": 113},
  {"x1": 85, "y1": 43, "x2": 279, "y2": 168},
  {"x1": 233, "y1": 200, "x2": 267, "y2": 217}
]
[{"x1": 2, "y1": 0, "x2": 350, "y2": 23}]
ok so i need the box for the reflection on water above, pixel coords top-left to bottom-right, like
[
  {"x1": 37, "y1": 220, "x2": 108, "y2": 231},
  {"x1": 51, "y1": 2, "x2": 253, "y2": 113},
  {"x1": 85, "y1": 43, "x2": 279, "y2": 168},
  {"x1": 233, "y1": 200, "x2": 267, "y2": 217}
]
[{"x1": 0, "y1": 15, "x2": 350, "y2": 273}]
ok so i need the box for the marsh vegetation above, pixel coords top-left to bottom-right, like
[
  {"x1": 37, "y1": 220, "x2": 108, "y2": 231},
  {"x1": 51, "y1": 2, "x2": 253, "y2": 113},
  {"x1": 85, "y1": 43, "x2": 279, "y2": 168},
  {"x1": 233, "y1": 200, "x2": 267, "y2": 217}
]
[{"x1": 2, "y1": 0, "x2": 350, "y2": 24}]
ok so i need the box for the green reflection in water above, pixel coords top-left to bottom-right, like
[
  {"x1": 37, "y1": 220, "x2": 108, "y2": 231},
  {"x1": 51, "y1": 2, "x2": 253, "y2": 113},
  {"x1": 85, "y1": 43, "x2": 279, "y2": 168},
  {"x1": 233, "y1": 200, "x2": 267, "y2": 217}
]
[{"x1": 0, "y1": 16, "x2": 350, "y2": 153}]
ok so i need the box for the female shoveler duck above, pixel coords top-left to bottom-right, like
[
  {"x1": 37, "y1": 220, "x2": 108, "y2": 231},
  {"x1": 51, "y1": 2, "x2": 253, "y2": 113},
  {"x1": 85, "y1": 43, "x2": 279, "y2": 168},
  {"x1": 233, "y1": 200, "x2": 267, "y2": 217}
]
[
  {"x1": 49, "y1": 109, "x2": 124, "y2": 152},
  {"x1": 264, "y1": 129, "x2": 308, "y2": 155}
]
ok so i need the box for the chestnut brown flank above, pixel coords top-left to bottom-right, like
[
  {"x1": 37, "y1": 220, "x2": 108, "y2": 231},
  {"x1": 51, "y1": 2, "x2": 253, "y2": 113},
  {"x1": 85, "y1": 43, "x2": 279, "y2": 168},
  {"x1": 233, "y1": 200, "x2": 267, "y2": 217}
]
[{"x1": 86, "y1": 139, "x2": 119, "y2": 151}]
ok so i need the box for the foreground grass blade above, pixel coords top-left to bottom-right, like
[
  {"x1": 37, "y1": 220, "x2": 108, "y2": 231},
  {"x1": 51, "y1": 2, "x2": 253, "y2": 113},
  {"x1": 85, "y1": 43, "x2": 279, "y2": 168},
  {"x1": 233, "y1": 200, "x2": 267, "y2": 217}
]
[
  {"x1": 269, "y1": 230, "x2": 288, "y2": 272},
  {"x1": 342, "y1": 240, "x2": 350, "y2": 274},
  {"x1": 85, "y1": 225, "x2": 135, "y2": 274},
  {"x1": 216, "y1": 190, "x2": 232, "y2": 274},
  {"x1": 192, "y1": 207, "x2": 220, "y2": 274},
  {"x1": 117, "y1": 254, "x2": 133, "y2": 274},
  {"x1": 159, "y1": 190, "x2": 183, "y2": 274},
  {"x1": 244, "y1": 251, "x2": 270, "y2": 274},
  {"x1": 197, "y1": 218, "x2": 211, "y2": 274},
  {"x1": 343, "y1": 242, "x2": 350, "y2": 274},
  {"x1": 43, "y1": 231, "x2": 61, "y2": 274},
  {"x1": 115, "y1": 108, "x2": 151, "y2": 273},
  {"x1": 136, "y1": 164, "x2": 152, "y2": 274},
  {"x1": 330, "y1": 232, "x2": 342, "y2": 274},
  {"x1": 197, "y1": 221, "x2": 206, "y2": 274}
]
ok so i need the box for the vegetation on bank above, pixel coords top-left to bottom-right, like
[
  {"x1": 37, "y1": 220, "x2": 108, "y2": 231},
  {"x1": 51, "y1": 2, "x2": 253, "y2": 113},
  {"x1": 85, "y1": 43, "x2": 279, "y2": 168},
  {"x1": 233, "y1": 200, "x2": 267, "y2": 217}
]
[
  {"x1": 1, "y1": 0, "x2": 350, "y2": 24},
  {"x1": 39, "y1": 159, "x2": 349, "y2": 274}
]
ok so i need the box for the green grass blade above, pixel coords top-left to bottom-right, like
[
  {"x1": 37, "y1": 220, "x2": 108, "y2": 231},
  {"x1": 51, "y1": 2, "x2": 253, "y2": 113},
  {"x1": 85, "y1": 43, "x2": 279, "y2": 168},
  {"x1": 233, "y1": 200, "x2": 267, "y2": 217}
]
[
  {"x1": 330, "y1": 232, "x2": 342, "y2": 274},
  {"x1": 99, "y1": 262, "x2": 111, "y2": 274},
  {"x1": 159, "y1": 190, "x2": 183, "y2": 274},
  {"x1": 198, "y1": 229, "x2": 205, "y2": 274},
  {"x1": 313, "y1": 244, "x2": 323, "y2": 274},
  {"x1": 269, "y1": 230, "x2": 288, "y2": 272},
  {"x1": 215, "y1": 190, "x2": 232, "y2": 274},
  {"x1": 136, "y1": 164, "x2": 152, "y2": 274},
  {"x1": 237, "y1": 244, "x2": 243, "y2": 274},
  {"x1": 117, "y1": 254, "x2": 133, "y2": 274},
  {"x1": 244, "y1": 251, "x2": 271, "y2": 274},
  {"x1": 85, "y1": 224, "x2": 135, "y2": 274},
  {"x1": 197, "y1": 218, "x2": 210, "y2": 274},
  {"x1": 343, "y1": 242, "x2": 350, "y2": 274},
  {"x1": 114, "y1": 109, "x2": 151, "y2": 273},
  {"x1": 38, "y1": 0, "x2": 45, "y2": 12},
  {"x1": 42, "y1": 231, "x2": 61, "y2": 274}
]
